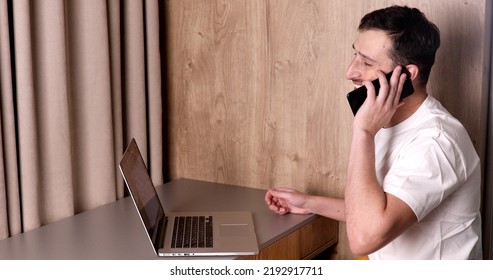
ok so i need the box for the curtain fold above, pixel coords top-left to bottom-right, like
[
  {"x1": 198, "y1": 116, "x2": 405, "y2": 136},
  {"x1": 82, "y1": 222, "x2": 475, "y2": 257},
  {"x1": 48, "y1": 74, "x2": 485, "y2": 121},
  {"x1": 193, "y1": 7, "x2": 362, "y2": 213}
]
[
  {"x1": 0, "y1": 0, "x2": 163, "y2": 240},
  {"x1": 0, "y1": 0, "x2": 22, "y2": 239}
]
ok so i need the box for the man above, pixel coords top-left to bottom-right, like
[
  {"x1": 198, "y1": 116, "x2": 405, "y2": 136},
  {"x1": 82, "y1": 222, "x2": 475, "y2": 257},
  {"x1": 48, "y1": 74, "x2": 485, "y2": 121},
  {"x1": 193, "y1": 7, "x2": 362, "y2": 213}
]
[{"x1": 265, "y1": 6, "x2": 482, "y2": 259}]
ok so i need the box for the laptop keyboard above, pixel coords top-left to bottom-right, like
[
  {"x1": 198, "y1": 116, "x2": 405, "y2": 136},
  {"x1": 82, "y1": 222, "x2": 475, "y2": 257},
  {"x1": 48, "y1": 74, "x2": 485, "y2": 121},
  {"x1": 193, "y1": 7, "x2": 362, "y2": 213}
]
[{"x1": 171, "y1": 216, "x2": 213, "y2": 248}]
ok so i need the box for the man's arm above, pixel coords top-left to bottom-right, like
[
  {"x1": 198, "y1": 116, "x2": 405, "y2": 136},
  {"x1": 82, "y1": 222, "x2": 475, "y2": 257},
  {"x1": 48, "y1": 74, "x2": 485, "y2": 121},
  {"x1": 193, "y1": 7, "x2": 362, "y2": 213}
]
[
  {"x1": 265, "y1": 188, "x2": 346, "y2": 222},
  {"x1": 344, "y1": 68, "x2": 417, "y2": 255},
  {"x1": 344, "y1": 129, "x2": 416, "y2": 255}
]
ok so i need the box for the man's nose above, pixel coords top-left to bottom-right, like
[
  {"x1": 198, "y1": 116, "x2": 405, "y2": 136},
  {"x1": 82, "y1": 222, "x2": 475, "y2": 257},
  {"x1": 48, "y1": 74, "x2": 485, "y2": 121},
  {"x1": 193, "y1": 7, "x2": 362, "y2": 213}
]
[{"x1": 345, "y1": 62, "x2": 359, "y2": 81}]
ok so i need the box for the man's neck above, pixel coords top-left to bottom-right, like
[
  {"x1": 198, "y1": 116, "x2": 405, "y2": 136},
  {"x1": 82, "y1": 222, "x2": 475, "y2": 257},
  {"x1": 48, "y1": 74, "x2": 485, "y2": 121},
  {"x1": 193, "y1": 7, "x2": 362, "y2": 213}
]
[{"x1": 387, "y1": 89, "x2": 428, "y2": 127}]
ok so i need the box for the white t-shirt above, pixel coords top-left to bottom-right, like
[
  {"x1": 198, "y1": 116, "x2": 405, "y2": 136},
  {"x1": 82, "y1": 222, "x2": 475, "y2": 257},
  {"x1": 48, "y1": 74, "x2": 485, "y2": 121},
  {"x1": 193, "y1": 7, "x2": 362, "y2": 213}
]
[{"x1": 369, "y1": 95, "x2": 482, "y2": 260}]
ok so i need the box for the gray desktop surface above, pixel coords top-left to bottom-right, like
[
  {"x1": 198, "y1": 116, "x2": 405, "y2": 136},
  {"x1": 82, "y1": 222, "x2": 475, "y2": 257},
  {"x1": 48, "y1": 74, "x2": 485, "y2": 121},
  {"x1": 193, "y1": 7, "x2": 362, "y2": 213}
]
[{"x1": 0, "y1": 178, "x2": 319, "y2": 259}]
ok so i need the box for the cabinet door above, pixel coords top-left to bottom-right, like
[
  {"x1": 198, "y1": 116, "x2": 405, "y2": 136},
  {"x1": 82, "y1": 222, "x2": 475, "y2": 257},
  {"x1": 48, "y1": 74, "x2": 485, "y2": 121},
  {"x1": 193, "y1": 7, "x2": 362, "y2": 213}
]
[
  {"x1": 301, "y1": 217, "x2": 338, "y2": 259},
  {"x1": 255, "y1": 217, "x2": 338, "y2": 260},
  {"x1": 257, "y1": 230, "x2": 301, "y2": 260}
]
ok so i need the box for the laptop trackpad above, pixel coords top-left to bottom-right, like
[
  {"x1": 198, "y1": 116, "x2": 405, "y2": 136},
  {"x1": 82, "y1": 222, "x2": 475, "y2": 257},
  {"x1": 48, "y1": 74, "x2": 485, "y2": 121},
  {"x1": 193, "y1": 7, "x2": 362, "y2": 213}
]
[{"x1": 220, "y1": 224, "x2": 249, "y2": 237}]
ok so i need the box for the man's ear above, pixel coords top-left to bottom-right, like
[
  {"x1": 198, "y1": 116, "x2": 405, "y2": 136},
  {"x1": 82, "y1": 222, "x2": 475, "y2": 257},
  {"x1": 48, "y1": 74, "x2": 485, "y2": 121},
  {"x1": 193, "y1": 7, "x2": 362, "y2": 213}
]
[{"x1": 405, "y1": 64, "x2": 419, "y2": 81}]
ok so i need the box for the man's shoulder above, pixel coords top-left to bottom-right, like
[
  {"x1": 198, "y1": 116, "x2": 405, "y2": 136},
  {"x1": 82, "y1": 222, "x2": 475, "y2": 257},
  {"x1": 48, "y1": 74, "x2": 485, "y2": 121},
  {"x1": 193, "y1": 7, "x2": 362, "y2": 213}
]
[{"x1": 412, "y1": 96, "x2": 468, "y2": 136}]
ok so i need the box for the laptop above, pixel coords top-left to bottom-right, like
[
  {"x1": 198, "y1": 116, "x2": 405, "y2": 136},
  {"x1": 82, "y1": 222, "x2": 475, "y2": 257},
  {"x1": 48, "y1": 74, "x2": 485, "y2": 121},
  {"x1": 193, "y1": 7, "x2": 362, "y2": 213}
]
[{"x1": 119, "y1": 139, "x2": 259, "y2": 257}]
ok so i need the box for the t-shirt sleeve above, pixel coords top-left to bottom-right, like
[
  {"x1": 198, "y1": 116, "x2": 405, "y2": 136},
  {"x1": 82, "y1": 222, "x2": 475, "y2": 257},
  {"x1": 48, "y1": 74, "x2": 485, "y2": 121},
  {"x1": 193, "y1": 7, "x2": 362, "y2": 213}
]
[{"x1": 381, "y1": 131, "x2": 467, "y2": 221}]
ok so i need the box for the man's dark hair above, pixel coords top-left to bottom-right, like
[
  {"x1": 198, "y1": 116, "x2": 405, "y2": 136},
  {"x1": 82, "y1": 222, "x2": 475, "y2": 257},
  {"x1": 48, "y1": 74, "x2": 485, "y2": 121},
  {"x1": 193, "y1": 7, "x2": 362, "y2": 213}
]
[{"x1": 358, "y1": 6, "x2": 440, "y2": 86}]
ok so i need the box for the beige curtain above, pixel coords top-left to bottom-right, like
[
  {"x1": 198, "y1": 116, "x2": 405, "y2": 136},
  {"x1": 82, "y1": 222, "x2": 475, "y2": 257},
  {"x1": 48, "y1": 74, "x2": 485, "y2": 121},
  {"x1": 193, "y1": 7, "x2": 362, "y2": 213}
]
[{"x1": 0, "y1": 0, "x2": 163, "y2": 240}]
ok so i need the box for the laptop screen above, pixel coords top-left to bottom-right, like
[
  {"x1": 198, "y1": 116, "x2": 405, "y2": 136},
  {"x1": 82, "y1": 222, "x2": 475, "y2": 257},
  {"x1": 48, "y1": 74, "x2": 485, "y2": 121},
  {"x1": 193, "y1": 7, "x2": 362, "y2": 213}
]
[{"x1": 119, "y1": 139, "x2": 165, "y2": 249}]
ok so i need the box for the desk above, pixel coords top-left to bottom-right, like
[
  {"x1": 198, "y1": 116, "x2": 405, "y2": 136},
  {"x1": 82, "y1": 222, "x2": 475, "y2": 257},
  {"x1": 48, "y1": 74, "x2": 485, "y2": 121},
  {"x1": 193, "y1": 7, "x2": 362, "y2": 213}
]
[{"x1": 0, "y1": 179, "x2": 338, "y2": 259}]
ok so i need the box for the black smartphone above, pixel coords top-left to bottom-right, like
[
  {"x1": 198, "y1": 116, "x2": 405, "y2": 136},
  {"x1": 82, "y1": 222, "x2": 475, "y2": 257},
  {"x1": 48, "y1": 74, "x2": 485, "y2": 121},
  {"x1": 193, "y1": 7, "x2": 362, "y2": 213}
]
[{"x1": 346, "y1": 69, "x2": 414, "y2": 115}]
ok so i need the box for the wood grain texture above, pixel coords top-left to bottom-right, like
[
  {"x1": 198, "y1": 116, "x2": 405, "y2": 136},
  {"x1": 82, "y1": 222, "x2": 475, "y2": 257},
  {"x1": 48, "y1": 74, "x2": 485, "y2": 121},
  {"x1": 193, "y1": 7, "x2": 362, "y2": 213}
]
[{"x1": 163, "y1": 0, "x2": 489, "y2": 259}]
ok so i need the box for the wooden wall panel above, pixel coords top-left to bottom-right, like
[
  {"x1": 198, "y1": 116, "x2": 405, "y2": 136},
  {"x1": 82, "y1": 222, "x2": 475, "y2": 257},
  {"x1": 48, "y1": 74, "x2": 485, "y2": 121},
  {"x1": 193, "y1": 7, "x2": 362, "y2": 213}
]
[{"x1": 163, "y1": 0, "x2": 489, "y2": 260}]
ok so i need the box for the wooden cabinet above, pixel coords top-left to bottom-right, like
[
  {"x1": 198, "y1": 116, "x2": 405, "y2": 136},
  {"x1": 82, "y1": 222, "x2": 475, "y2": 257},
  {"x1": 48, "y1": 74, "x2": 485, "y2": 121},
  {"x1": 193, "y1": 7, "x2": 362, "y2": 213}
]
[
  {"x1": 300, "y1": 216, "x2": 338, "y2": 259},
  {"x1": 241, "y1": 216, "x2": 338, "y2": 260}
]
